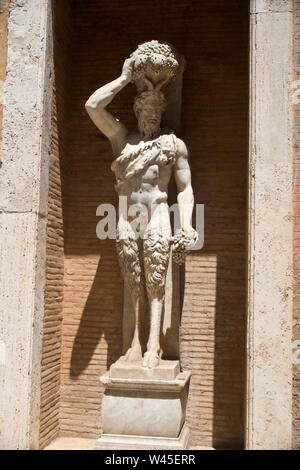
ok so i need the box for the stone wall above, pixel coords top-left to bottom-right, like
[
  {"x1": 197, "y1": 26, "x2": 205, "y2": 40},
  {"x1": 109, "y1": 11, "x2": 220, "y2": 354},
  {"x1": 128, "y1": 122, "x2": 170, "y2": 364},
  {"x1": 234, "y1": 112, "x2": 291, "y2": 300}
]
[
  {"x1": 293, "y1": 0, "x2": 300, "y2": 451},
  {"x1": 56, "y1": 0, "x2": 248, "y2": 449},
  {"x1": 0, "y1": 1, "x2": 9, "y2": 147},
  {"x1": 0, "y1": 0, "x2": 53, "y2": 449},
  {"x1": 247, "y1": 1, "x2": 294, "y2": 449}
]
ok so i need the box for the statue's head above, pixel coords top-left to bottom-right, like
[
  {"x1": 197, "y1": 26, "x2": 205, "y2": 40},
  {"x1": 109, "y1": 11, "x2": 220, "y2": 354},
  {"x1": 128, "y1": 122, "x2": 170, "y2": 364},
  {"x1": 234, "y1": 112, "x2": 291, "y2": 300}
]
[
  {"x1": 133, "y1": 79, "x2": 167, "y2": 139},
  {"x1": 130, "y1": 41, "x2": 185, "y2": 135}
]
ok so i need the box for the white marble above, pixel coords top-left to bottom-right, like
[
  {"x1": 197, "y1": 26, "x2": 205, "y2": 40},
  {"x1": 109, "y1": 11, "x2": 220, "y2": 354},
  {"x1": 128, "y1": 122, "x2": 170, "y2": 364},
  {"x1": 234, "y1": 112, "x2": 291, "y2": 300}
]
[
  {"x1": 98, "y1": 364, "x2": 190, "y2": 446},
  {"x1": 95, "y1": 423, "x2": 191, "y2": 450},
  {"x1": 110, "y1": 359, "x2": 180, "y2": 380},
  {"x1": 85, "y1": 41, "x2": 197, "y2": 369}
]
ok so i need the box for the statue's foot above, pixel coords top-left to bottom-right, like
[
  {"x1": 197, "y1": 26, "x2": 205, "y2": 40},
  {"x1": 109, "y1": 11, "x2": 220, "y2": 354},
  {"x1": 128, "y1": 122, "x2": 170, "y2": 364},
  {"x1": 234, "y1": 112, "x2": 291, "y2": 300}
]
[
  {"x1": 142, "y1": 351, "x2": 160, "y2": 369},
  {"x1": 119, "y1": 347, "x2": 142, "y2": 362}
]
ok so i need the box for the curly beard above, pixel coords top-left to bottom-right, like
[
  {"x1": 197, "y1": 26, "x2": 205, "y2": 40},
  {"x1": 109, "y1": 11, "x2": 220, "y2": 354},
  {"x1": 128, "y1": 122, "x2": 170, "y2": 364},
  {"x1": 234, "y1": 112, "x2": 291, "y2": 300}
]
[{"x1": 138, "y1": 119, "x2": 160, "y2": 140}]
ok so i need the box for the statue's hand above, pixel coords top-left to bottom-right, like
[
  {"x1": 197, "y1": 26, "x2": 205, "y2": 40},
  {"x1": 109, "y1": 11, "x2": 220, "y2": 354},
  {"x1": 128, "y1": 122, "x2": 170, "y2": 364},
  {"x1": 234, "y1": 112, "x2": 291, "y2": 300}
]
[
  {"x1": 171, "y1": 227, "x2": 198, "y2": 265},
  {"x1": 183, "y1": 226, "x2": 198, "y2": 246},
  {"x1": 121, "y1": 56, "x2": 135, "y2": 83}
]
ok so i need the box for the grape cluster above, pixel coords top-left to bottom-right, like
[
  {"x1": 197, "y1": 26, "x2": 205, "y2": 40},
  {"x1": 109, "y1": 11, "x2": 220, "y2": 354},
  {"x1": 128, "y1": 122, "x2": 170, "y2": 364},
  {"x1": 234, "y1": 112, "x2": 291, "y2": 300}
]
[
  {"x1": 136, "y1": 41, "x2": 174, "y2": 57},
  {"x1": 131, "y1": 40, "x2": 179, "y2": 81},
  {"x1": 171, "y1": 229, "x2": 193, "y2": 265}
]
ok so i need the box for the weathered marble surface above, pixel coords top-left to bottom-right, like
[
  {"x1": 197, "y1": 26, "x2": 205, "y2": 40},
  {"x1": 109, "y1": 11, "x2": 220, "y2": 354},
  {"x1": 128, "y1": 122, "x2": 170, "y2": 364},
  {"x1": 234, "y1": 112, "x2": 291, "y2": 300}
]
[
  {"x1": 85, "y1": 41, "x2": 197, "y2": 369},
  {"x1": 85, "y1": 40, "x2": 195, "y2": 450},
  {"x1": 95, "y1": 423, "x2": 190, "y2": 451},
  {"x1": 98, "y1": 362, "x2": 190, "y2": 446},
  {"x1": 110, "y1": 359, "x2": 180, "y2": 380}
]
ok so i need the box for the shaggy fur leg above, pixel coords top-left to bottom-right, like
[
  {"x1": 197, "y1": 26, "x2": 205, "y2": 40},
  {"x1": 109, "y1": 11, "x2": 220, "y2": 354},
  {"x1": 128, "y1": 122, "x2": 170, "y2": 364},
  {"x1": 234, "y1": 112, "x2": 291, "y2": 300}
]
[
  {"x1": 143, "y1": 230, "x2": 170, "y2": 368},
  {"x1": 116, "y1": 221, "x2": 144, "y2": 360}
]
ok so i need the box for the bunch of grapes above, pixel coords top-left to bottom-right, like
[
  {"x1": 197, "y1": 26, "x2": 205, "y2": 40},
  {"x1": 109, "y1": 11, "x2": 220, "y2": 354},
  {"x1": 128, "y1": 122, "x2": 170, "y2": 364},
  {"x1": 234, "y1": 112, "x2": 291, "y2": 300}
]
[
  {"x1": 131, "y1": 40, "x2": 179, "y2": 81},
  {"x1": 171, "y1": 229, "x2": 193, "y2": 266}
]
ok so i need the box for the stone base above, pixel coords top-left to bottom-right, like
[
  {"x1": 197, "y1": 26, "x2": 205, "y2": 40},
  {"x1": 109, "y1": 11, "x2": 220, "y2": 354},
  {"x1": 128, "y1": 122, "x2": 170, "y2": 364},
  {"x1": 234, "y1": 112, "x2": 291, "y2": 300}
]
[
  {"x1": 110, "y1": 359, "x2": 180, "y2": 381},
  {"x1": 100, "y1": 360, "x2": 191, "y2": 438},
  {"x1": 95, "y1": 423, "x2": 191, "y2": 450}
]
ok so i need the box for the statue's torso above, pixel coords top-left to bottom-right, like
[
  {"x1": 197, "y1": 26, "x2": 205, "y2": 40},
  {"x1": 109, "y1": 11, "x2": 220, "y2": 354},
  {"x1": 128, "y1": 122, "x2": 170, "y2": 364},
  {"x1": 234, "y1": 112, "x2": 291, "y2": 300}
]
[{"x1": 111, "y1": 133, "x2": 178, "y2": 208}]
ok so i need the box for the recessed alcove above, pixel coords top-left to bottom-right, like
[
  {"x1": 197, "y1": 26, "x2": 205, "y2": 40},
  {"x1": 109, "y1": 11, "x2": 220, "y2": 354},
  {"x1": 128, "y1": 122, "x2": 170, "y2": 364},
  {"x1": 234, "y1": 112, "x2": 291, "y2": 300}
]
[{"x1": 40, "y1": 0, "x2": 249, "y2": 450}]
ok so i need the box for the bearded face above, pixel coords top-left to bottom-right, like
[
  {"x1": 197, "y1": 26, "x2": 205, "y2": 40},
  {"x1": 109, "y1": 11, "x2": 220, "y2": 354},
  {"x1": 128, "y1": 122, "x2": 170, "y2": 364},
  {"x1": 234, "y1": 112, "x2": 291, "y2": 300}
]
[{"x1": 137, "y1": 101, "x2": 162, "y2": 139}]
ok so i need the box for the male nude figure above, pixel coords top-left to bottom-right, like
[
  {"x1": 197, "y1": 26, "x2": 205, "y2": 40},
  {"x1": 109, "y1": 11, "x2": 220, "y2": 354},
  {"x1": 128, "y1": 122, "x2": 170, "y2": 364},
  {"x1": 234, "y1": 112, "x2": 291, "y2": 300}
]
[{"x1": 85, "y1": 56, "x2": 196, "y2": 368}]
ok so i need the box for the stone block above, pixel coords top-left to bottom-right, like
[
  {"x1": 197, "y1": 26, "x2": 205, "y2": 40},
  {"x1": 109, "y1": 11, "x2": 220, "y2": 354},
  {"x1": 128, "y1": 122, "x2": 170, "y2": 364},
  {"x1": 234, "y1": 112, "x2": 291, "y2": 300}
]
[
  {"x1": 97, "y1": 362, "x2": 191, "y2": 449},
  {"x1": 95, "y1": 423, "x2": 190, "y2": 450},
  {"x1": 110, "y1": 359, "x2": 180, "y2": 381}
]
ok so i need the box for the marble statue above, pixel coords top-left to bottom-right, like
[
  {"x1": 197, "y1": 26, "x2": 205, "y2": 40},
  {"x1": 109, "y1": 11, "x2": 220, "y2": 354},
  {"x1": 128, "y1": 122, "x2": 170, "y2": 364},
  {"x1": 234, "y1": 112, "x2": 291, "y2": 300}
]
[{"x1": 85, "y1": 41, "x2": 197, "y2": 369}]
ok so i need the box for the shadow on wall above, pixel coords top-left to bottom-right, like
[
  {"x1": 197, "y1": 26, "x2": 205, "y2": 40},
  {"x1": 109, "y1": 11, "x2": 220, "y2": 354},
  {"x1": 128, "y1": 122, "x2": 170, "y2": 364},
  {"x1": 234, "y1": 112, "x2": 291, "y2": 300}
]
[
  {"x1": 213, "y1": 253, "x2": 246, "y2": 450},
  {"x1": 70, "y1": 244, "x2": 123, "y2": 377}
]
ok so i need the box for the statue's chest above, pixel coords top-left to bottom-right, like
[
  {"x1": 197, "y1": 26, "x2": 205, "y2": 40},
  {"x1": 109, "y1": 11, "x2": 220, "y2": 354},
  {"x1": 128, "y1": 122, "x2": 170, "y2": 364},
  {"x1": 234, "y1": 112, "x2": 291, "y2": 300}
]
[{"x1": 111, "y1": 135, "x2": 177, "y2": 196}]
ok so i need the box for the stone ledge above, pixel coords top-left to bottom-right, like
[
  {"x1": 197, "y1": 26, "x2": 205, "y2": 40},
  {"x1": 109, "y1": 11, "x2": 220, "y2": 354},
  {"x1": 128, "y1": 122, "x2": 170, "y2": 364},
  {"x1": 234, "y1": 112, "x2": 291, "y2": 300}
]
[
  {"x1": 44, "y1": 435, "x2": 215, "y2": 451},
  {"x1": 101, "y1": 365, "x2": 191, "y2": 393},
  {"x1": 95, "y1": 423, "x2": 190, "y2": 450},
  {"x1": 110, "y1": 359, "x2": 180, "y2": 381}
]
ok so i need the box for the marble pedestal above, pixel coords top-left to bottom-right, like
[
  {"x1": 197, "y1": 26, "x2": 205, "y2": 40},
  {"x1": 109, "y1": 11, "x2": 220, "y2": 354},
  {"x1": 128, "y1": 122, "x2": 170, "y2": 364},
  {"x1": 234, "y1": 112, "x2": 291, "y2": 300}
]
[{"x1": 95, "y1": 360, "x2": 191, "y2": 450}]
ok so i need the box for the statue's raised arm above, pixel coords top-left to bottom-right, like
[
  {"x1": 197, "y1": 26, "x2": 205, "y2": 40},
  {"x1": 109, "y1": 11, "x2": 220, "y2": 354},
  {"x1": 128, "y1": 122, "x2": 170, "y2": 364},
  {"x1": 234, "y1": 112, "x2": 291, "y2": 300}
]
[{"x1": 85, "y1": 57, "x2": 135, "y2": 156}]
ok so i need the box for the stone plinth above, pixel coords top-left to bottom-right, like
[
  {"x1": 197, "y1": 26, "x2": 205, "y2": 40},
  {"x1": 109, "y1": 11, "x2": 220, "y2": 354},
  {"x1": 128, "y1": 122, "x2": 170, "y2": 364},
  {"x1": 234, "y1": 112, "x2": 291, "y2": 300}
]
[
  {"x1": 95, "y1": 423, "x2": 190, "y2": 451},
  {"x1": 95, "y1": 360, "x2": 191, "y2": 450},
  {"x1": 109, "y1": 359, "x2": 180, "y2": 381}
]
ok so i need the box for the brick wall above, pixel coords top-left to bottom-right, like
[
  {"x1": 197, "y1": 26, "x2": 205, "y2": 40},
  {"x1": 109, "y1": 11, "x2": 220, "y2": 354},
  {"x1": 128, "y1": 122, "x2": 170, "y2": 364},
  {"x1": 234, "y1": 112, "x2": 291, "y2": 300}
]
[
  {"x1": 39, "y1": 0, "x2": 71, "y2": 449},
  {"x1": 293, "y1": 0, "x2": 300, "y2": 451},
  {"x1": 179, "y1": 2, "x2": 248, "y2": 447},
  {"x1": 56, "y1": 0, "x2": 248, "y2": 449}
]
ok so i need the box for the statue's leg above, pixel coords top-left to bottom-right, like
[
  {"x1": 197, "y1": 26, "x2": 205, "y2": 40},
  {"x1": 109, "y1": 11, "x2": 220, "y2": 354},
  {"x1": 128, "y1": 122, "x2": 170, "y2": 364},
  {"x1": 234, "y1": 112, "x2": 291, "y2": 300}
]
[
  {"x1": 116, "y1": 220, "x2": 144, "y2": 362},
  {"x1": 142, "y1": 205, "x2": 171, "y2": 368}
]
